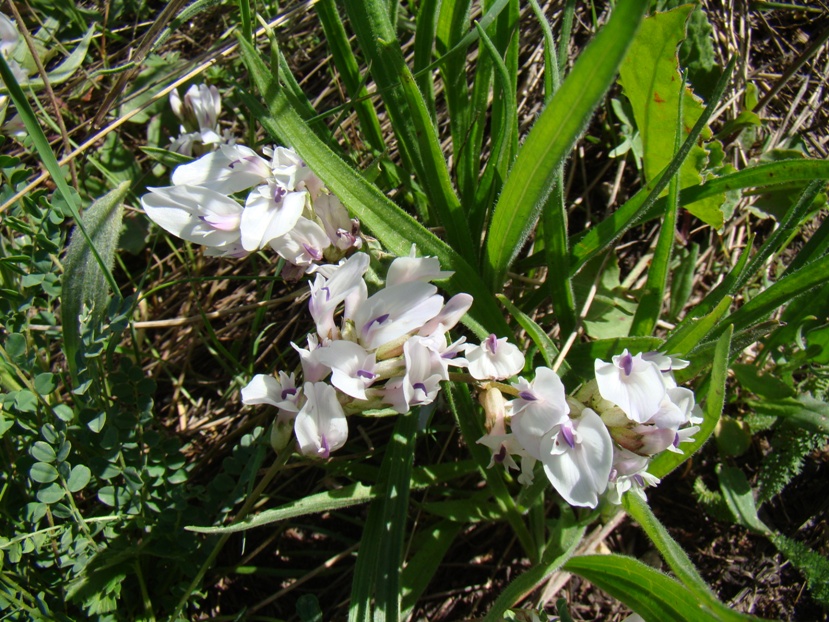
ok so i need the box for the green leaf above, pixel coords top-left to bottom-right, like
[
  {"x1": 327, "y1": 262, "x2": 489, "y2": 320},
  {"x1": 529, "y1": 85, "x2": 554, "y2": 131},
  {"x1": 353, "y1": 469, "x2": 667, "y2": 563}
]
[
  {"x1": 569, "y1": 155, "x2": 829, "y2": 276},
  {"x1": 649, "y1": 325, "x2": 732, "y2": 479},
  {"x1": 349, "y1": 410, "x2": 419, "y2": 622},
  {"x1": 730, "y1": 364, "x2": 794, "y2": 400},
  {"x1": 749, "y1": 395, "x2": 829, "y2": 435},
  {"x1": 770, "y1": 532, "x2": 829, "y2": 608},
  {"x1": 621, "y1": 493, "x2": 752, "y2": 622},
  {"x1": 36, "y1": 483, "x2": 65, "y2": 504},
  {"x1": 623, "y1": 494, "x2": 709, "y2": 593},
  {"x1": 67, "y1": 464, "x2": 92, "y2": 493},
  {"x1": 710, "y1": 254, "x2": 829, "y2": 340},
  {"x1": 30, "y1": 462, "x2": 59, "y2": 484},
  {"x1": 717, "y1": 465, "x2": 770, "y2": 535},
  {"x1": 61, "y1": 181, "x2": 130, "y2": 383},
  {"x1": 401, "y1": 520, "x2": 463, "y2": 618},
  {"x1": 342, "y1": 1, "x2": 476, "y2": 260},
  {"x1": 33, "y1": 372, "x2": 56, "y2": 396},
  {"x1": 0, "y1": 53, "x2": 119, "y2": 306},
  {"x1": 484, "y1": 0, "x2": 647, "y2": 289},
  {"x1": 31, "y1": 441, "x2": 57, "y2": 463},
  {"x1": 138, "y1": 146, "x2": 193, "y2": 168},
  {"x1": 629, "y1": 75, "x2": 684, "y2": 337},
  {"x1": 7, "y1": 26, "x2": 95, "y2": 90},
  {"x1": 663, "y1": 295, "x2": 733, "y2": 357},
  {"x1": 618, "y1": 6, "x2": 724, "y2": 228},
  {"x1": 564, "y1": 554, "x2": 732, "y2": 622}
]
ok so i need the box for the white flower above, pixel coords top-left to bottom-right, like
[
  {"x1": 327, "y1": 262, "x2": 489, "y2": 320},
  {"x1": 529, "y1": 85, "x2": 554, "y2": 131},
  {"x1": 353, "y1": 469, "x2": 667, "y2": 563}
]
[
  {"x1": 311, "y1": 193, "x2": 360, "y2": 251},
  {"x1": 140, "y1": 185, "x2": 246, "y2": 251},
  {"x1": 241, "y1": 181, "x2": 307, "y2": 251},
  {"x1": 418, "y1": 293, "x2": 473, "y2": 337},
  {"x1": 606, "y1": 447, "x2": 660, "y2": 505},
  {"x1": 352, "y1": 280, "x2": 444, "y2": 351},
  {"x1": 308, "y1": 252, "x2": 370, "y2": 340},
  {"x1": 509, "y1": 367, "x2": 570, "y2": 460},
  {"x1": 385, "y1": 248, "x2": 453, "y2": 287},
  {"x1": 172, "y1": 144, "x2": 272, "y2": 194},
  {"x1": 240, "y1": 372, "x2": 301, "y2": 413},
  {"x1": 294, "y1": 382, "x2": 348, "y2": 458},
  {"x1": 594, "y1": 350, "x2": 666, "y2": 423},
  {"x1": 539, "y1": 408, "x2": 613, "y2": 508},
  {"x1": 315, "y1": 340, "x2": 378, "y2": 401},
  {"x1": 169, "y1": 84, "x2": 224, "y2": 155},
  {"x1": 463, "y1": 334, "x2": 524, "y2": 380},
  {"x1": 384, "y1": 336, "x2": 444, "y2": 413},
  {"x1": 268, "y1": 217, "x2": 331, "y2": 270}
]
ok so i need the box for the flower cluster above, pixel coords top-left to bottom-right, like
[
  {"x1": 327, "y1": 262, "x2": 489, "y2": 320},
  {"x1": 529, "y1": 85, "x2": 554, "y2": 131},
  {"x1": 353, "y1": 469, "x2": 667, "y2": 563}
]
[
  {"x1": 478, "y1": 350, "x2": 700, "y2": 508},
  {"x1": 168, "y1": 83, "x2": 234, "y2": 157},
  {"x1": 141, "y1": 142, "x2": 361, "y2": 272},
  {"x1": 240, "y1": 249, "x2": 535, "y2": 459}
]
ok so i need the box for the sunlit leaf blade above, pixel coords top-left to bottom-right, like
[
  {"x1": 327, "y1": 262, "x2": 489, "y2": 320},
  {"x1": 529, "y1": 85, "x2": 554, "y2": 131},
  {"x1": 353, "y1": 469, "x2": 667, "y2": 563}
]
[
  {"x1": 662, "y1": 295, "x2": 733, "y2": 357},
  {"x1": 349, "y1": 410, "x2": 418, "y2": 622},
  {"x1": 237, "y1": 36, "x2": 509, "y2": 339},
  {"x1": 62, "y1": 181, "x2": 131, "y2": 383},
  {"x1": 564, "y1": 553, "x2": 759, "y2": 621},
  {"x1": 342, "y1": 1, "x2": 476, "y2": 260},
  {"x1": 185, "y1": 482, "x2": 376, "y2": 534},
  {"x1": 649, "y1": 325, "x2": 732, "y2": 479},
  {"x1": 7, "y1": 26, "x2": 95, "y2": 90},
  {"x1": 618, "y1": 6, "x2": 724, "y2": 228},
  {"x1": 496, "y1": 294, "x2": 561, "y2": 369},
  {"x1": 709, "y1": 253, "x2": 829, "y2": 340},
  {"x1": 717, "y1": 465, "x2": 771, "y2": 534},
  {"x1": 401, "y1": 521, "x2": 463, "y2": 618},
  {"x1": 623, "y1": 493, "x2": 730, "y2": 616},
  {"x1": 630, "y1": 76, "x2": 684, "y2": 337},
  {"x1": 483, "y1": 0, "x2": 647, "y2": 290},
  {"x1": 315, "y1": 0, "x2": 385, "y2": 153},
  {"x1": 0, "y1": 53, "x2": 118, "y2": 296}
]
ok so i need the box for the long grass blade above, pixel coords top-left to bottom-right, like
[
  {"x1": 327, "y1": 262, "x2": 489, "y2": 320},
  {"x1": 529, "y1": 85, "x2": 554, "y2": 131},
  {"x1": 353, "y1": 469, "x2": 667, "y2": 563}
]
[
  {"x1": 483, "y1": 0, "x2": 647, "y2": 290},
  {"x1": 0, "y1": 54, "x2": 118, "y2": 295},
  {"x1": 315, "y1": 0, "x2": 385, "y2": 153},
  {"x1": 342, "y1": 1, "x2": 477, "y2": 260},
  {"x1": 348, "y1": 410, "x2": 419, "y2": 622}
]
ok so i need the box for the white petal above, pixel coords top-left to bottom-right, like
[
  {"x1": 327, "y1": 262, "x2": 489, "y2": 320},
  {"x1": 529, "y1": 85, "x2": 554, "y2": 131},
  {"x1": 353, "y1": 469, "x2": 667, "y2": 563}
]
[
  {"x1": 172, "y1": 144, "x2": 270, "y2": 194},
  {"x1": 294, "y1": 382, "x2": 348, "y2": 458},
  {"x1": 240, "y1": 374, "x2": 282, "y2": 406},
  {"x1": 540, "y1": 409, "x2": 612, "y2": 508},
  {"x1": 141, "y1": 185, "x2": 242, "y2": 248}
]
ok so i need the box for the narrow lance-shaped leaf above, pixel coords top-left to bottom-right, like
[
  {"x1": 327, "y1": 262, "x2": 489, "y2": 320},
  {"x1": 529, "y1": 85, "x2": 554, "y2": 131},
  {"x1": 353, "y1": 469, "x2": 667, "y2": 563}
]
[
  {"x1": 564, "y1": 553, "x2": 759, "y2": 622},
  {"x1": 342, "y1": 1, "x2": 477, "y2": 260},
  {"x1": 62, "y1": 182, "x2": 131, "y2": 383},
  {"x1": 0, "y1": 53, "x2": 118, "y2": 295},
  {"x1": 483, "y1": 0, "x2": 647, "y2": 290},
  {"x1": 348, "y1": 411, "x2": 418, "y2": 622}
]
